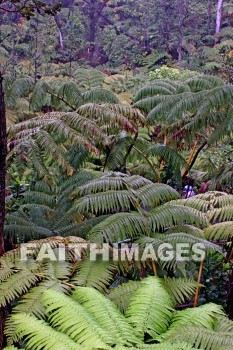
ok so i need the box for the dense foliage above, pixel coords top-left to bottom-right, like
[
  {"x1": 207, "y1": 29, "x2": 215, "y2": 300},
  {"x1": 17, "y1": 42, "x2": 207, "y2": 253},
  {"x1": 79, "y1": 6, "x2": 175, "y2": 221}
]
[{"x1": 0, "y1": 1, "x2": 232, "y2": 349}]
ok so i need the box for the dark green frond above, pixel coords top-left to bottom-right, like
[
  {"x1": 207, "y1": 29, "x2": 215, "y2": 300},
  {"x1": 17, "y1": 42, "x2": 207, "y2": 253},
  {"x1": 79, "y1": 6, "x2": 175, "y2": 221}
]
[
  {"x1": 107, "y1": 280, "x2": 141, "y2": 313},
  {"x1": 72, "y1": 258, "x2": 116, "y2": 291},
  {"x1": 204, "y1": 222, "x2": 233, "y2": 241},
  {"x1": 71, "y1": 190, "x2": 139, "y2": 215},
  {"x1": 87, "y1": 212, "x2": 149, "y2": 243},
  {"x1": 135, "y1": 183, "x2": 179, "y2": 208},
  {"x1": 162, "y1": 277, "x2": 202, "y2": 305}
]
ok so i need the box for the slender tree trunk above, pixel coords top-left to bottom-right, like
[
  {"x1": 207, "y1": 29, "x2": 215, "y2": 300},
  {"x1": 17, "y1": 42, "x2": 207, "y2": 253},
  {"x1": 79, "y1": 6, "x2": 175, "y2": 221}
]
[
  {"x1": 0, "y1": 72, "x2": 6, "y2": 256},
  {"x1": 215, "y1": 0, "x2": 224, "y2": 38},
  {"x1": 34, "y1": 14, "x2": 39, "y2": 84},
  {"x1": 54, "y1": 15, "x2": 64, "y2": 49},
  {"x1": 177, "y1": 0, "x2": 185, "y2": 70}
]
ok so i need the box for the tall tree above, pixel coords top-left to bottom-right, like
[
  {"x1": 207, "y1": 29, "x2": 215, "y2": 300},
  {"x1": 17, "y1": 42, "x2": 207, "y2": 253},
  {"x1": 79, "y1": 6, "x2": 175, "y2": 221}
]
[
  {"x1": 0, "y1": 72, "x2": 6, "y2": 256},
  {"x1": 0, "y1": 1, "x2": 61, "y2": 258},
  {"x1": 215, "y1": 0, "x2": 224, "y2": 35}
]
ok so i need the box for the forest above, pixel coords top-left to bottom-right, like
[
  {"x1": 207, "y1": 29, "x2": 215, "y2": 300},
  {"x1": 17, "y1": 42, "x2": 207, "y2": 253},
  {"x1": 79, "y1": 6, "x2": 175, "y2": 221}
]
[{"x1": 0, "y1": 0, "x2": 233, "y2": 349}]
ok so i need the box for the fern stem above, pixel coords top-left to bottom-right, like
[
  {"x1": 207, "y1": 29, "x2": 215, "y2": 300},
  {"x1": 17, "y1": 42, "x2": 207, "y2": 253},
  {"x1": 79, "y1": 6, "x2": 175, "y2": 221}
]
[
  {"x1": 194, "y1": 258, "x2": 204, "y2": 307},
  {"x1": 151, "y1": 259, "x2": 157, "y2": 276},
  {"x1": 133, "y1": 146, "x2": 158, "y2": 180},
  {"x1": 182, "y1": 141, "x2": 207, "y2": 179},
  {"x1": 34, "y1": 274, "x2": 76, "y2": 288},
  {"x1": 181, "y1": 139, "x2": 198, "y2": 177}
]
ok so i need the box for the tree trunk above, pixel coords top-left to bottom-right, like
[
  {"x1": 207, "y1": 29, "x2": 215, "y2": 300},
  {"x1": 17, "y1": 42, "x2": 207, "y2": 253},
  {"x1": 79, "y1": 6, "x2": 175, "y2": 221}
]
[
  {"x1": 215, "y1": 0, "x2": 224, "y2": 36},
  {"x1": 54, "y1": 15, "x2": 64, "y2": 49},
  {"x1": 177, "y1": 0, "x2": 185, "y2": 70},
  {"x1": 0, "y1": 72, "x2": 6, "y2": 256}
]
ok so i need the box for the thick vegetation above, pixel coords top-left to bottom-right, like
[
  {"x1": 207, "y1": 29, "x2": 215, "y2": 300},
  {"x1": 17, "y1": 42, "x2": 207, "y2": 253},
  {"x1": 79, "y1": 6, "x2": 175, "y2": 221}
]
[{"x1": 0, "y1": 1, "x2": 232, "y2": 349}]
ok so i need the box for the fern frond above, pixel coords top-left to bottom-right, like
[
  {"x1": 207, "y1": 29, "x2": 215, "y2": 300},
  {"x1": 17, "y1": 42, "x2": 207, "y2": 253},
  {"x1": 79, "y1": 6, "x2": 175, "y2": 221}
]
[
  {"x1": 166, "y1": 325, "x2": 233, "y2": 350},
  {"x1": 204, "y1": 222, "x2": 233, "y2": 240},
  {"x1": 71, "y1": 177, "x2": 128, "y2": 197},
  {"x1": 165, "y1": 225, "x2": 204, "y2": 238},
  {"x1": 185, "y1": 75, "x2": 224, "y2": 91},
  {"x1": 107, "y1": 280, "x2": 141, "y2": 313},
  {"x1": 10, "y1": 313, "x2": 83, "y2": 349},
  {"x1": 162, "y1": 277, "x2": 202, "y2": 305},
  {"x1": 126, "y1": 276, "x2": 174, "y2": 339},
  {"x1": 169, "y1": 198, "x2": 210, "y2": 212},
  {"x1": 88, "y1": 212, "x2": 149, "y2": 243},
  {"x1": 6, "y1": 77, "x2": 33, "y2": 107},
  {"x1": 149, "y1": 205, "x2": 208, "y2": 232},
  {"x1": 22, "y1": 191, "x2": 56, "y2": 207},
  {"x1": 136, "y1": 183, "x2": 179, "y2": 208},
  {"x1": 0, "y1": 269, "x2": 39, "y2": 307},
  {"x1": 83, "y1": 88, "x2": 119, "y2": 104},
  {"x1": 74, "y1": 68, "x2": 106, "y2": 91},
  {"x1": 162, "y1": 303, "x2": 225, "y2": 341},
  {"x1": 147, "y1": 145, "x2": 187, "y2": 169},
  {"x1": 71, "y1": 190, "x2": 138, "y2": 215},
  {"x1": 124, "y1": 175, "x2": 152, "y2": 189},
  {"x1": 208, "y1": 206, "x2": 233, "y2": 223},
  {"x1": 214, "y1": 316, "x2": 233, "y2": 333},
  {"x1": 72, "y1": 258, "x2": 116, "y2": 291},
  {"x1": 134, "y1": 84, "x2": 174, "y2": 102},
  {"x1": 42, "y1": 289, "x2": 112, "y2": 348},
  {"x1": 72, "y1": 287, "x2": 141, "y2": 346},
  {"x1": 208, "y1": 108, "x2": 233, "y2": 144}
]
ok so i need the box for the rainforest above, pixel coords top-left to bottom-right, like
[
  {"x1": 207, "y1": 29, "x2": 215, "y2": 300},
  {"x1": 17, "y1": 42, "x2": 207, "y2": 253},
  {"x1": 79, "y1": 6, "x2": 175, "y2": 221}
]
[{"x1": 0, "y1": 1, "x2": 232, "y2": 349}]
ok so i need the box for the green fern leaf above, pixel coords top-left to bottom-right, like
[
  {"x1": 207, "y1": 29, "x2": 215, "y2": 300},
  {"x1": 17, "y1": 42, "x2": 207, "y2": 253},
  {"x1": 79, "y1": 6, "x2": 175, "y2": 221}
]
[{"x1": 126, "y1": 276, "x2": 174, "y2": 339}]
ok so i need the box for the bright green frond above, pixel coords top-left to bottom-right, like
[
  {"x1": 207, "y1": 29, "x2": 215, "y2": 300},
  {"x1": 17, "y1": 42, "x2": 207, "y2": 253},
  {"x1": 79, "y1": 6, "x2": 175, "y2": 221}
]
[
  {"x1": 72, "y1": 287, "x2": 141, "y2": 346},
  {"x1": 10, "y1": 313, "x2": 82, "y2": 350},
  {"x1": 162, "y1": 303, "x2": 225, "y2": 341},
  {"x1": 42, "y1": 289, "x2": 112, "y2": 348},
  {"x1": 126, "y1": 276, "x2": 174, "y2": 339}
]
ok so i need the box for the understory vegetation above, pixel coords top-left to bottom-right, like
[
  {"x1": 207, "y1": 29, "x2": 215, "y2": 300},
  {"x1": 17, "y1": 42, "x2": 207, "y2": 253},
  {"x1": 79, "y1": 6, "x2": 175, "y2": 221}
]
[{"x1": 0, "y1": 1, "x2": 232, "y2": 349}]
